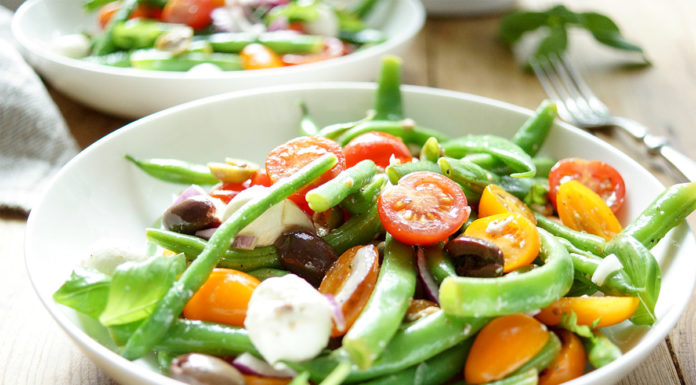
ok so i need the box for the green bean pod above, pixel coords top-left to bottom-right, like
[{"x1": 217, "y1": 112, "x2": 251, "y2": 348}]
[
  {"x1": 360, "y1": 341, "x2": 472, "y2": 385},
  {"x1": 385, "y1": 161, "x2": 441, "y2": 184},
  {"x1": 299, "y1": 101, "x2": 319, "y2": 136},
  {"x1": 442, "y1": 135, "x2": 536, "y2": 178},
  {"x1": 208, "y1": 32, "x2": 324, "y2": 54},
  {"x1": 112, "y1": 19, "x2": 182, "y2": 50},
  {"x1": 511, "y1": 100, "x2": 557, "y2": 156},
  {"x1": 534, "y1": 213, "x2": 606, "y2": 256},
  {"x1": 373, "y1": 56, "x2": 403, "y2": 121},
  {"x1": 532, "y1": 156, "x2": 557, "y2": 178},
  {"x1": 619, "y1": 182, "x2": 696, "y2": 249},
  {"x1": 130, "y1": 50, "x2": 243, "y2": 71},
  {"x1": 323, "y1": 204, "x2": 383, "y2": 255},
  {"x1": 340, "y1": 174, "x2": 387, "y2": 215},
  {"x1": 423, "y1": 245, "x2": 456, "y2": 284},
  {"x1": 92, "y1": 0, "x2": 138, "y2": 55},
  {"x1": 121, "y1": 154, "x2": 338, "y2": 360},
  {"x1": 511, "y1": 331, "x2": 561, "y2": 375},
  {"x1": 145, "y1": 228, "x2": 282, "y2": 270},
  {"x1": 342, "y1": 235, "x2": 417, "y2": 369},
  {"x1": 125, "y1": 155, "x2": 220, "y2": 185},
  {"x1": 439, "y1": 229, "x2": 573, "y2": 318},
  {"x1": 306, "y1": 160, "x2": 377, "y2": 212},
  {"x1": 288, "y1": 372, "x2": 311, "y2": 385},
  {"x1": 246, "y1": 267, "x2": 289, "y2": 281},
  {"x1": 337, "y1": 120, "x2": 450, "y2": 147},
  {"x1": 419, "y1": 137, "x2": 442, "y2": 163},
  {"x1": 438, "y1": 157, "x2": 500, "y2": 193}
]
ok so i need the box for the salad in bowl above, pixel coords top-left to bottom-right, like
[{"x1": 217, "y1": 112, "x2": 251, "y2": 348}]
[{"x1": 39, "y1": 57, "x2": 696, "y2": 385}]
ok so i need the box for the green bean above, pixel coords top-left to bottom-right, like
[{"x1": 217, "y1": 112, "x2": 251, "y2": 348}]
[
  {"x1": 157, "y1": 350, "x2": 176, "y2": 374},
  {"x1": 337, "y1": 120, "x2": 450, "y2": 147},
  {"x1": 125, "y1": 154, "x2": 219, "y2": 185},
  {"x1": 319, "y1": 361, "x2": 352, "y2": 385},
  {"x1": 306, "y1": 160, "x2": 377, "y2": 212},
  {"x1": 499, "y1": 175, "x2": 549, "y2": 203},
  {"x1": 350, "y1": 0, "x2": 380, "y2": 18},
  {"x1": 208, "y1": 32, "x2": 324, "y2": 54},
  {"x1": 385, "y1": 161, "x2": 441, "y2": 184},
  {"x1": 288, "y1": 372, "x2": 311, "y2": 385},
  {"x1": 145, "y1": 228, "x2": 282, "y2": 271},
  {"x1": 110, "y1": 319, "x2": 257, "y2": 356},
  {"x1": 439, "y1": 229, "x2": 573, "y2": 318},
  {"x1": 299, "y1": 101, "x2": 319, "y2": 136},
  {"x1": 339, "y1": 29, "x2": 386, "y2": 45},
  {"x1": 360, "y1": 341, "x2": 472, "y2": 385},
  {"x1": 438, "y1": 157, "x2": 500, "y2": 193},
  {"x1": 208, "y1": 32, "x2": 255, "y2": 52},
  {"x1": 342, "y1": 235, "x2": 417, "y2": 369},
  {"x1": 423, "y1": 245, "x2": 456, "y2": 284},
  {"x1": 318, "y1": 116, "x2": 371, "y2": 140},
  {"x1": 112, "y1": 19, "x2": 179, "y2": 50},
  {"x1": 511, "y1": 100, "x2": 557, "y2": 156},
  {"x1": 419, "y1": 137, "x2": 442, "y2": 163},
  {"x1": 477, "y1": 369, "x2": 539, "y2": 385},
  {"x1": 511, "y1": 331, "x2": 561, "y2": 375},
  {"x1": 373, "y1": 56, "x2": 403, "y2": 121},
  {"x1": 532, "y1": 156, "x2": 557, "y2": 178},
  {"x1": 286, "y1": 310, "x2": 487, "y2": 382},
  {"x1": 584, "y1": 331, "x2": 622, "y2": 368},
  {"x1": 442, "y1": 135, "x2": 536, "y2": 178},
  {"x1": 92, "y1": 0, "x2": 138, "y2": 55},
  {"x1": 340, "y1": 174, "x2": 387, "y2": 215},
  {"x1": 534, "y1": 213, "x2": 606, "y2": 256},
  {"x1": 323, "y1": 204, "x2": 383, "y2": 255},
  {"x1": 121, "y1": 154, "x2": 337, "y2": 360},
  {"x1": 246, "y1": 267, "x2": 289, "y2": 281},
  {"x1": 619, "y1": 182, "x2": 696, "y2": 249},
  {"x1": 130, "y1": 50, "x2": 243, "y2": 71}
]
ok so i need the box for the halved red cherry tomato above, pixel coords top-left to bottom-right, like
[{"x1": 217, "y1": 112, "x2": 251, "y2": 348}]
[
  {"x1": 343, "y1": 131, "x2": 412, "y2": 168},
  {"x1": 319, "y1": 245, "x2": 379, "y2": 337},
  {"x1": 378, "y1": 171, "x2": 470, "y2": 246},
  {"x1": 97, "y1": 2, "x2": 156, "y2": 29},
  {"x1": 209, "y1": 182, "x2": 248, "y2": 204},
  {"x1": 281, "y1": 37, "x2": 349, "y2": 66},
  {"x1": 183, "y1": 268, "x2": 260, "y2": 327},
  {"x1": 548, "y1": 158, "x2": 626, "y2": 213},
  {"x1": 250, "y1": 170, "x2": 272, "y2": 187},
  {"x1": 241, "y1": 44, "x2": 284, "y2": 70},
  {"x1": 265, "y1": 136, "x2": 346, "y2": 212},
  {"x1": 162, "y1": 0, "x2": 215, "y2": 30}
]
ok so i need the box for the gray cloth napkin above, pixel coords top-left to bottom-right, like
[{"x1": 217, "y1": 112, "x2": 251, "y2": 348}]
[{"x1": 0, "y1": 5, "x2": 79, "y2": 213}]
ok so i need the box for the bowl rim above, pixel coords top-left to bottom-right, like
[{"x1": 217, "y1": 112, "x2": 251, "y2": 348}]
[
  {"x1": 25, "y1": 82, "x2": 696, "y2": 385},
  {"x1": 11, "y1": 0, "x2": 425, "y2": 80}
]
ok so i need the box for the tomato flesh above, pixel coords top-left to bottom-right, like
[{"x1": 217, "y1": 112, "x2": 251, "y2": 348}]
[
  {"x1": 548, "y1": 158, "x2": 626, "y2": 213},
  {"x1": 162, "y1": 0, "x2": 215, "y2": 30},
  {"x1": 265, "y1": 136, "x2": 346, "y2": 212},
  {"x1": 241, "y1": 43, "x2": 284, "y2": 70},
  {"x1": 378, "y1": 171, "x2": 470, "y2": 246},
  {"x1": 343, "y1": 131, "x2": 412, "y2": 168},
  {"x1": 209, "y1": 182, "x2": 248, "y2": 204},
  {"x1": 98, "y1": 2, "x2": 156, "y2": 29},
  {"x1": 281, "y1": 37, "x2": 349, "y2": 66}
]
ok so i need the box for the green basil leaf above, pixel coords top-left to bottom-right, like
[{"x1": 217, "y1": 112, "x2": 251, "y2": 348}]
[
  {"x1": 559, "y1": 311, "x2": 596, "y2": 341},
  {"x1": 604, "y1": 235, "x2": 661, "y2": 325},
  {"x1": 99, "y1": 253, "x2": 186, "y2": 326},
  {"x1": 548, "y1": 5, "x2": 581, "y2": 25},
  {"x1": 499, "y1": 11, "x2": 549, "y2": 44},
  {"x1": 534, "y1": 24, "x2": 568, "y2": 60},
  {"x1": 580, "y1": 12, "x2": 644, "y2": 54},
  {"x1": 53, "y1": 267, "x2": 112, "y2": 319}
]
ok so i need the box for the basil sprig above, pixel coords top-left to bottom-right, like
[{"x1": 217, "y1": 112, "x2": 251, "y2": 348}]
[{"x1": 500, "y1": 5, "x2": 650, "y2": 64}]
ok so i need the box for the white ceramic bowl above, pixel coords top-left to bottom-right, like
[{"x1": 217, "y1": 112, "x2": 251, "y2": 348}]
[
  {"x1": 26, "y1": 84, "x2": 695, "y2": 385},
  {"x1": 11, "y1": 0, "x2": 424, "y2": 118}
]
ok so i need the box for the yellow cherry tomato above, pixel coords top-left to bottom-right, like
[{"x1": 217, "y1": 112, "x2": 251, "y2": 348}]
[
  {"x1": 536, "y1": 295, "x2": 640, "y2": 328},
  {"x1": 556, "y1": 180, "x2": 622, "y2": 241},
  {"x1": 479, "y1": 184, "x2": 536, "y2": 224}
]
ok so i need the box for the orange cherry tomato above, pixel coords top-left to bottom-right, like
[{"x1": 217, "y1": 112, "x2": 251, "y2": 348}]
[
  {"x1": 536, "y1": 296, "x2": 640, "y2": 328},
  {"x1": 319, "y1": 245, "x2": 379, "y2": 337},
  {"x1": 265, "y1": 136, "x2": 346, "y2": 212},
  {"x1": 549, "y1": 158, "x2": 626, "y2": 213},
  {"x1": 209, "y1": 182, "x2": 248, "y2": 204},
  {"x1": 343, "y1": 131, "x2": 412, "y2": 169},
  {"x1": 478, "y1": 184, "x2": 536, "y2": 224},
  {"x1": 538, "y1": 330, "x2": 587, "y2": 385},
  {"x1": 243, "y1": 375, "x2": 291, "y2": 385},
  {"x1": 183, "y1": 268, "x2": 260, "y2": 327},
  {"x1": 464, "y1": 212, "x2": 540, "y2": 273},
  {"x1": 162, "y1": 0, "x2": 215, "y2": 30},
  {"x1": 465, "y1": 313, "x2": 550, "y2": 384},
  {"x1": 556, "y1": 180, "x2": 622, "y2": 241},
  {"x1": 281, "y1": 37, "x2": 348, "y2": 66},
  {"x1": 250, "y1": 170, "x2": 272, "y2": 187},
  {"x1": 241, "y1": 44, "x2": 285, "y2": 70},
  {"x1": 378, "y1": 171, "x2": 470, "y2": 246},
  {"x1": 97, "y1": 2, "x2": 153, "y2": 29}
]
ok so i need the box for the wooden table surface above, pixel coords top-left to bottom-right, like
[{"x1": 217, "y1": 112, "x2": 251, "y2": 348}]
[{"x1": 2, "y1": 0, "x2": 695, "y2": 383}]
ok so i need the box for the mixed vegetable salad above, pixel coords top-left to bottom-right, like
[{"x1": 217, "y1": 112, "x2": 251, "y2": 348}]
[
  {"x1": 53, "y1": 0, "x2": 386, "y2": 71},
  {"x1": 54, "y1": 56, "x2": 696, "y2": 385}
]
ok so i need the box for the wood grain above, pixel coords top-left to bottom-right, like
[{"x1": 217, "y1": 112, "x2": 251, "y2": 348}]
[{"x1": 4, "y1": 0, "x2": 696, "y2": 383}]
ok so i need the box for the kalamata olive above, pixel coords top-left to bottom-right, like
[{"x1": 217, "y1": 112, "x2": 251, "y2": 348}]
[
  {"x1": 274, "y1": 230, "x2": 338, "y2": 287},
  {"x1": 445, "y1": 235, "x2": 504, "y2": 278},
  {"x1": 170, "y1": 353, "x2": 246, "y2": 385},
  {"x1": 312, "y1": 206, "x2": 345, "y2": 237},
  {"x1": 163, "y1": 196, "x2": 221, "y2": 235}
]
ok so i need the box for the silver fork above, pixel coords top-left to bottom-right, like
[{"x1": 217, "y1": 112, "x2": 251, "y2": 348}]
[{"x1": 530, "y1": 54, "x2": 696, "y2": 182}]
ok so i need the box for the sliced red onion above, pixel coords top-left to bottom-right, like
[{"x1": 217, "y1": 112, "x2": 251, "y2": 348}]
[
  {"x1": 232, "y1": 234, "x2": 257, "y2": 250},
  {"x1": 195, "y1": 227, "x2": 217, "y2": 240},
  {"x1": 267, "y1": 16, "x2": 289, "y2": 32},
  {"x1": 232, "y1": 353, "x2": 296, "y2": 378},
  {"x1": 416, "y1": 248, "x2": 440, "y2": 305},
  {"x1": 173, "y1": 185, "x2": 207, "y2": 204},
  {"x1": 323, "y1": 293, "x2": 346, "y2": 332}
]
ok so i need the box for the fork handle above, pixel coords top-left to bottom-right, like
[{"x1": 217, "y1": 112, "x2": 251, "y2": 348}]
[{"x1": 611, "y1": 117, "x2": 696, "y2": 182}]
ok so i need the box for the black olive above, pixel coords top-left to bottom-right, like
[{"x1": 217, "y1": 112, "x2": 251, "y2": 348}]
[
  {"x1": 163, "y1": 196, "x2": 221, "y2": 235},
  {"x1": 274, "y1": 230, "x2": 338, "y2": 287},
  {"x1": 170, "y1": 353, "x2": 246, "y2": 385},
  {"x1": 445, "y1": 235, "x2": 504, "y2": 278}
]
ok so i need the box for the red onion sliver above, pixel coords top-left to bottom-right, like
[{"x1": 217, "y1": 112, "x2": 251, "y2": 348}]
[
  {"x1": 416, "y1": 248, "x2": 440, "y2": 305},
  {"x1": 173, "y1": 185, "x2": 207, "y2": 204},
  {"x1": 323, "y1": 293, "x2": 346, "y2": 332},
  {"x1": 232, "y1": 353, "x2": 296, "y2": 378},
  {"x1": 231, "y1": 234, "x2": 257, "y2": 250},
  {"x1": 195, "y1": 227, "x2": 217, "y2": 240},
  {"x1": 267, "y1": 16, "x2": 289, "y2": 32}
]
